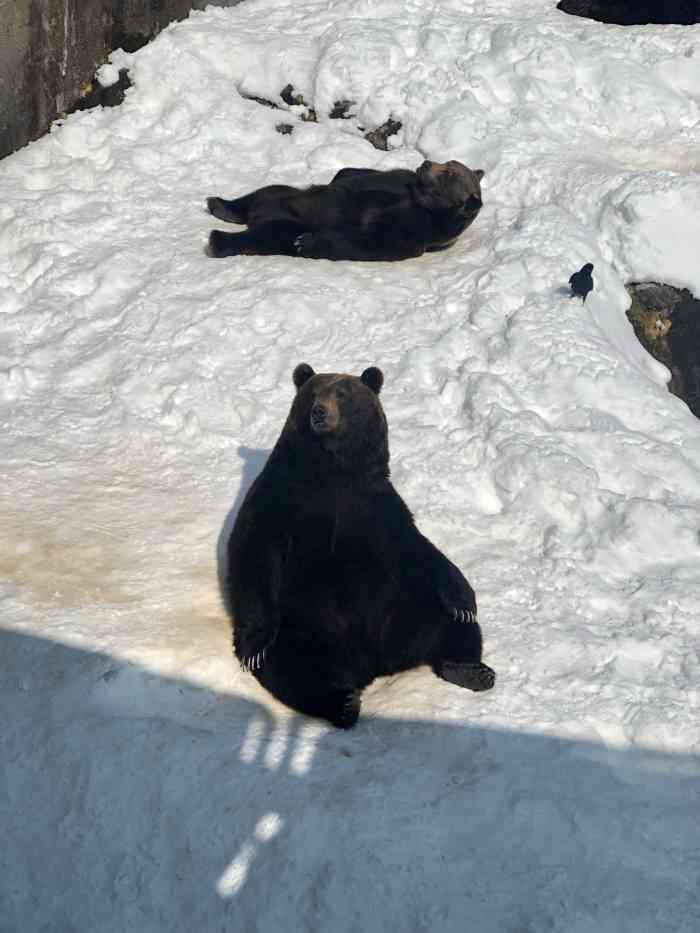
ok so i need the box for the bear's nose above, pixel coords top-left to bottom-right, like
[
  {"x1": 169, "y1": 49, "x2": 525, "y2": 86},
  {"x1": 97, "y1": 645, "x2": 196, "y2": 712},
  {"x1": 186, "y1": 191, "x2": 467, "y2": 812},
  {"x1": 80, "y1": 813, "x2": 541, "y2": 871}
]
[{"x1": 311, "y1": 402, "x2": 328, "y2": 424}]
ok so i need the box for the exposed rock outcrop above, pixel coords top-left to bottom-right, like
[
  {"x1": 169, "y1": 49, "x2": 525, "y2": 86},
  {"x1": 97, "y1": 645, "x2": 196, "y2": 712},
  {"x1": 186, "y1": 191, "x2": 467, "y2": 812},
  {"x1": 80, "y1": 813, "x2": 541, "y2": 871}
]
[{"x1": 627, "y1": 282, "x2": 700, "y2": 418}]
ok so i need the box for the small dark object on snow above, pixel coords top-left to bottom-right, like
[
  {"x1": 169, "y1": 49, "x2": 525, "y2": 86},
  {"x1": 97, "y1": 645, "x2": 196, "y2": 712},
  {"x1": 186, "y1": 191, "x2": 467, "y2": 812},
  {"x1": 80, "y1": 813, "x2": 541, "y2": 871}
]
[
  {"x1": 364, "y1": 118, "x2": 403, "y2": 151},
  {"x1": 280, "y1": 84, "x2": 306, "y2": 107},
  {"x1": 557, "y1": 0, "x2": 699, "y2": 26},
  {"x1": 569, "y1": 263, "x2": 594, "y2": 303},
  {"x1": 71, "y1": 69, "x2": 131, "y2": 113},
  {"x1": 329, "y1": 99, "x2": 355, "y2": 119}
]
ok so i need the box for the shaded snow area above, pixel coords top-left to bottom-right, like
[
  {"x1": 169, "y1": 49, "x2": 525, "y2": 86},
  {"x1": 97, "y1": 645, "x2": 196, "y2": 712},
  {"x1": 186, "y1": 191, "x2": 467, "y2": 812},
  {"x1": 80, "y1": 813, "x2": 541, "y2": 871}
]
[{"x1": 1, "y1": 1, "x2": 699, "y2": 930}]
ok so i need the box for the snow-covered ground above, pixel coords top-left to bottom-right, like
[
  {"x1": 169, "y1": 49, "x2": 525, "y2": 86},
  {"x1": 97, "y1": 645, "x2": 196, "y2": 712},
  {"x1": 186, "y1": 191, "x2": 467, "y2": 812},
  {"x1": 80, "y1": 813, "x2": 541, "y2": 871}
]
[{"x1": 2, "y1": 1, "x2": 699, "y2": 930}]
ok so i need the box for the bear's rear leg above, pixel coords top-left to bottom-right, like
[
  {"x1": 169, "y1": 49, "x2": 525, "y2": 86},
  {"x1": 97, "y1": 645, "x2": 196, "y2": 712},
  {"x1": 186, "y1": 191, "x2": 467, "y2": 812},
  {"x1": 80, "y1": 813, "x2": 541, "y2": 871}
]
[
  {"x1": 254, "y1": 662, "x2": 363, "y2": 728},
  {"x1": 432, "y1": 614, "x2": 495, "y2": 692},
  {"x1": 434, "y1": 660, "x2": 495, "y2": 692},
  {"x1": 207, "y1": 195, "x2": 253, "y2": 224},
  {"x1": 207, "y1": 229, "x2": 250, "y2": 257},
  {"x1": 286, "y1": 688, "x2": 362, "y2": 729},
  {"x1": 208, "y1": 222, "x2": 307, "y2": 258},
  {"x1": 281, "y1": 686, "x2": 363, "y2": 729},
  {"x1": 317, "y1": 689, "x2": 362, "y2": 729}
]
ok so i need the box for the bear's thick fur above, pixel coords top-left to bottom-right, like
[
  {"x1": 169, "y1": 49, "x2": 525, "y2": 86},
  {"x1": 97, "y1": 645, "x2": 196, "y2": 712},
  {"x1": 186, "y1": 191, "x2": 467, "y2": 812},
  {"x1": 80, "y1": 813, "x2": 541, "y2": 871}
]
[
  {"x1": 226, "y1": 363, "x2": 495, "y2": 728},
  {"x1": 207, "y1": 160, "x2": 484, "y2": 262}
]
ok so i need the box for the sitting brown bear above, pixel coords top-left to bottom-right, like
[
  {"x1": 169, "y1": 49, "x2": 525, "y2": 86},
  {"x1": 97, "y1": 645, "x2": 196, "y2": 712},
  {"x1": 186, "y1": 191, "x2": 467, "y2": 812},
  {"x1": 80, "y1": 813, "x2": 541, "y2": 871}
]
[
  {"x1": 207, "y1": 160, "x2": 484, "y2": 261},
  {"x1": 226, "y1": 362, "x2": 495, "y2": 728}
]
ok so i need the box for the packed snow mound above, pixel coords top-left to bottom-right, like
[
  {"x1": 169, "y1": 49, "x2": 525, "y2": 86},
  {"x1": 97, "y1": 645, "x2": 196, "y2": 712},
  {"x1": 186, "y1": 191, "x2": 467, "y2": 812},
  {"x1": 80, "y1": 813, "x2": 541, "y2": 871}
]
[{"x1": 1, "y1": 1, "x2": 699, "y2": 931}]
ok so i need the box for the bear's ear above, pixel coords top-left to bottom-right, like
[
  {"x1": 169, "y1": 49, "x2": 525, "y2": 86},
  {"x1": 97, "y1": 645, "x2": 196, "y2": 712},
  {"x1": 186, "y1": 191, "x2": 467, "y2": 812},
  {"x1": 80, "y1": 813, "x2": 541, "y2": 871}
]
[
  {"x1": 361, "y1": 367, "x2": 384, "y2": 395},
  {"x1": 293, "y1": 363, "x2": 315, "y2": 390},
  {"x1": 474, "y1": 169, "x2": 484, "y2": 181}
]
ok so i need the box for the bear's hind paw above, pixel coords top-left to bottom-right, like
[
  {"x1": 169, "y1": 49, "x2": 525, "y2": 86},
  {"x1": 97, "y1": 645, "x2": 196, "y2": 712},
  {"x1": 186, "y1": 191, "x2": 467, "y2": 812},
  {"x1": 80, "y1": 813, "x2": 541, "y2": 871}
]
[
  {"x1": 435, "y1": 660, "x2": 495, "y2": 693},
  {"x1": 327, "y1": 690, "x2": 362, "y2": 729},
  {"x1": 207, "y1": 197, "x2": 246, "y2": 224}
]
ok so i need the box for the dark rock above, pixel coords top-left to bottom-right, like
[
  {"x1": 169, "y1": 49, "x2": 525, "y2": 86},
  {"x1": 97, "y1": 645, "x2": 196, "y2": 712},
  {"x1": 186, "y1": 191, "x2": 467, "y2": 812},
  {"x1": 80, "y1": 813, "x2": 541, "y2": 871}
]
[
  {"x1": 626, "y1": 282, "x2": 700, "y2": 418},
  {"x1": 364, "y1": 118, "x2": 402, "y2": 151},
  {"x1": 280, "y1": 84, "x2": 306, "y2": 107},
  {"x1": 241, "y1": 93, "x2": 280, "y2": 109},
  {"x1": 329, "y1": 99, "x2": 355, "y2": 120},
  {"x1": 628, "y1": 281, "x2": 690, "y2": 314},
  {"x1": 70, "y1": 69, "x2": 132, "y2": 114},
  {"x1": 557, "y1": 1, "x2": 700, "y2": 25},
  {"x1": 279, "y1": 86, "x2": 316, "y2": 121},
  {"x1": 668, "y1": 298, "x2": 700, "y2": 416},
  {"x1": 240, "y1": 86, "x2": 316, "y2": 124}
]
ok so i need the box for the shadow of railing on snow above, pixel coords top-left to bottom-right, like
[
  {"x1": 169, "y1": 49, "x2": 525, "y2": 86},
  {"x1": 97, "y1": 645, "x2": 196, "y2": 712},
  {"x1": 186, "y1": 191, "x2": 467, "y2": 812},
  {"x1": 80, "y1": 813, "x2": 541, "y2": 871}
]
[{"x1": 2, "y1": 625, "x2": 699, "y2": 933}]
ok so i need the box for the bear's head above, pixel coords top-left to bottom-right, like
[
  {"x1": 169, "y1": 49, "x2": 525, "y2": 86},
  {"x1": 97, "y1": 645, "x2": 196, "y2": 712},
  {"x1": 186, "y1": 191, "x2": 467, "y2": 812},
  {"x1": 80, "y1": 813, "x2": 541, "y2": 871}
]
[
  {"x1": 281, "y1": 363, "x2": 389, "y2": 477},
  {"x1": 416, "y1": 159, "x2": 484, "y2": 226}
]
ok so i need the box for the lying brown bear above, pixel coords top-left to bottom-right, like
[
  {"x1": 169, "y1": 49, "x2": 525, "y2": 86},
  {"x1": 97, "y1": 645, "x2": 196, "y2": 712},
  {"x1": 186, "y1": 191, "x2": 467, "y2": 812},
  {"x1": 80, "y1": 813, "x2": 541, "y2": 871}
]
[{"x1": 207, "y1": 160, "x2": 484, "y2": 262}]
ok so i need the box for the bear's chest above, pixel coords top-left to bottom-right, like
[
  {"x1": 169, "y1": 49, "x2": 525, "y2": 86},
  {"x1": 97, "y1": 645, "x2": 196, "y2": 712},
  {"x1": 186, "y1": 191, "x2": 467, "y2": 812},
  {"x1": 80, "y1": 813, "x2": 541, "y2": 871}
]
[
  {"x1": 288, "y1": 500, "x2": 371, "y2": 561},
  {"x1": 283, "y1": 497, "x2": 384, "y2": 593}
]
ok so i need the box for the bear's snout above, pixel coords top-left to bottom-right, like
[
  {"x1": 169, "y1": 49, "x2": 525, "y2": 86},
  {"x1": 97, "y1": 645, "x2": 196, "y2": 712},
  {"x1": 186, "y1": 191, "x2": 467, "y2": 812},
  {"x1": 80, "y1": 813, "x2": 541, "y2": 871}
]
[
  {"x1": 310, "y1": 399, "x2": 339, "y2": 434},
  {"x1": 311, "y1": 401, "x2": 327, "y2": 424}
]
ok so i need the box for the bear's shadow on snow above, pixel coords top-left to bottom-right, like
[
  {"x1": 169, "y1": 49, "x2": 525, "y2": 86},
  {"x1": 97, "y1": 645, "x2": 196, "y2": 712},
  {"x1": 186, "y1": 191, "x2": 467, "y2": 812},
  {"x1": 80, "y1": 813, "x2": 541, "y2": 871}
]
[
  {"x1": 2, "y1": 628, "x2": 699, "y2": 933},
  {"x1": 216, "y1": 444, "x2": 270, "y2": 614}
]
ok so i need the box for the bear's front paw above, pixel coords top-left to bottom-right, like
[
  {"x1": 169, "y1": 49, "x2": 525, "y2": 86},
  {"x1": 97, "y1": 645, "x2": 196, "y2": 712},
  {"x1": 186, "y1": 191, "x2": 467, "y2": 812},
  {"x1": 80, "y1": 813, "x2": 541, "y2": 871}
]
[
  {"x1": 294, "y1": 232, "x2": 317, "y2": 257},
  {"x1": 436, "y1": 564, "x2": 478, "y2": 625},
  {"x1": 240, "y1": 646, "x2": 269, "y2": 673},
  {"x1": 450, "y1": 607, "x2": 477, "y2": 625},
  {"x1": 236, "y1": 625, "x2": 278, "y2": 673},
  {"x1": 294, "y1": 232, "x2": 331, "y2": 259}
]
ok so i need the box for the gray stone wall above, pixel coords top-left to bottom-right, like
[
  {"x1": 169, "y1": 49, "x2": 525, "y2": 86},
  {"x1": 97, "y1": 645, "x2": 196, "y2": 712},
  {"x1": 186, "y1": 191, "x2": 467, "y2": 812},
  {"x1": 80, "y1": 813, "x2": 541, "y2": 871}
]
[{"x1": 0, "y1": 0, "x2": 244, "y2": 160}]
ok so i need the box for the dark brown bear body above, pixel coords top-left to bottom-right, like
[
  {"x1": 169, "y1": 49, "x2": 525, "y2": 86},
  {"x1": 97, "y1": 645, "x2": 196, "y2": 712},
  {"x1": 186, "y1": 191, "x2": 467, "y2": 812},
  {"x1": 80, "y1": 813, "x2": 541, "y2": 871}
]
[
  {"x1": 207, "y1": 160, "x2": 484, "y2": 262},
  {"x1": 226, "y1": 363, "x2": 495, "y2": 728}
]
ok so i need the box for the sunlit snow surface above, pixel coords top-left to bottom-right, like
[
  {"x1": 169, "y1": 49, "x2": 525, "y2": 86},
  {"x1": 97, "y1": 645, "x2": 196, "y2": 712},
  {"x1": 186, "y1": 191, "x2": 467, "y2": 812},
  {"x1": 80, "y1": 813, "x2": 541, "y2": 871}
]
[{"x1": 1, "y1": 1, "x2": 699, "y2": 930}]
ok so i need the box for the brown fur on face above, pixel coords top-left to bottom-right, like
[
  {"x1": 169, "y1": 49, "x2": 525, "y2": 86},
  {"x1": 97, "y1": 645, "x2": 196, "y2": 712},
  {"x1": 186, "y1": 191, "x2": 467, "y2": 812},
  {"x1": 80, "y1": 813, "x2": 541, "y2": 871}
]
[
  {"x1": 308, "y1": 375, "x2": 344, "y2": 434},
  {"x1": 288, "y1": 364, "x2": 388, "y2": 467},
  {"x1": 416, "y1": 159, "x2": 484, "y2": 211},
  {"x1": 296, "y1": 372, "x2": 381, "y2": 437}
]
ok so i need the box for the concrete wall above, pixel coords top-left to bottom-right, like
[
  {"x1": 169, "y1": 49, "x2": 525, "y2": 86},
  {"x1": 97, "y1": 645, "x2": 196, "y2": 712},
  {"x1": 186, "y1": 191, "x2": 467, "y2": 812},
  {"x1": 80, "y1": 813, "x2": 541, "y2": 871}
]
[{"x1": 0, "y1": 0, "x2": 244, "y2": 160}]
